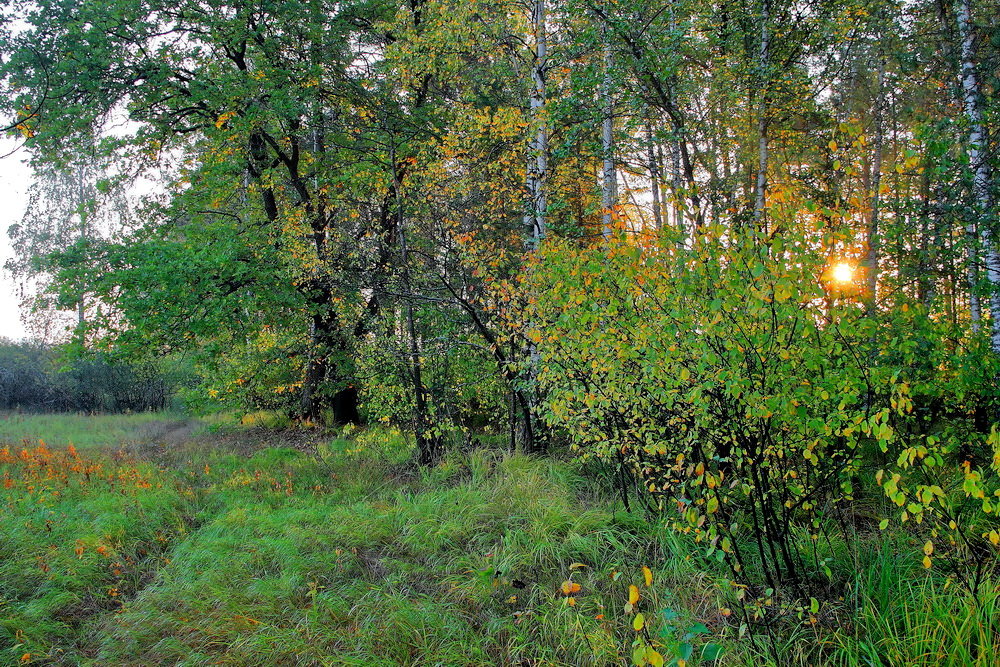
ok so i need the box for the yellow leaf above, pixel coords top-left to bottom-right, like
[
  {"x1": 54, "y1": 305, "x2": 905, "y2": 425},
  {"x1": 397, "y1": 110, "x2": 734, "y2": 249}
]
[
  {"x1": 633, "y1": 613, "x2": 645, "y2": 631},
  {"x1": 628, "y1": 584, "x2": 640, "y2": 605},
  {"x1": 569, "y1": 562, "x2": 588, "y2": 570},
  {"x1": 647, "y1": 648, "x2": 665, "y2": 667},
  {"x1": 561, "y1": 580, "x2": 581, "y2": 595},
  {"x1": 215, "y1": 111, "x2": 236, "y2": 129},
  {"x1": 922, "y1": 555, "x2": 932, "y2": 569},
  {"x1": 643, "y1": 566, "x2": 653, "y2": 587},
  {"x1": 989, "y1": 531, "x2": 999, "y2": 546},
  {"x1": 923, "y1": 540, "x2": 933, "y2": 556}
]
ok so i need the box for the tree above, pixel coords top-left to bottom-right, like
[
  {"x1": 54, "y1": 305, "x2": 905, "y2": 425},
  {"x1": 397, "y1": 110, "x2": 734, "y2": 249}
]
[
  {"x1": 954, "y1": 0, "x2": 1000, "y2": 351},
  {"x1": 0, "y1": 0, "x2": 439, "y2": 423},
  {"x1": 6, "y1": 150, "x2": 128, "y2": 343}
]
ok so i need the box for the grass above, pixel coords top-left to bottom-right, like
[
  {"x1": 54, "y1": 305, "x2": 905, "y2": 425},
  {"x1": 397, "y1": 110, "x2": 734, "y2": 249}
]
[
  {"x1": 0, "y1": 411, "x2": 197, "y2": 451},
  {"x1": 1, "y1": 418, "x2": 712, "y2": 665},
  {"x1": 734, "y1": 541, "x2": 1000, "y2": 667},
  {"x1": 826, "y1": 544, "x2": 1000, "y2": 667},
  {"x1": 1, "y1": 413, "x2": 998, "y2": 666}
]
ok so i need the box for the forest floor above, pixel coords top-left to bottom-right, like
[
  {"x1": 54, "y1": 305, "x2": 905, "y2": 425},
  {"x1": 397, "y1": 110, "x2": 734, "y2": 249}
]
[{"x1": 1, "y1": 412, "x2": 996, "y2": 666}]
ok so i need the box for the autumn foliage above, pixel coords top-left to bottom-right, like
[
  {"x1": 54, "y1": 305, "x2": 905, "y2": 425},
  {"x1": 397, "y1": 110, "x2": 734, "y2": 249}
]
[{"x1": 523, "y1": 229, "x2": 1000, "y2": 623}]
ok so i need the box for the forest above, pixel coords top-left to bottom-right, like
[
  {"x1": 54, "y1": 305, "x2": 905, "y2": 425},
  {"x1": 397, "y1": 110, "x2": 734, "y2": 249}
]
[{"x1": 1, "y1": 0, "x2": 999, "y2": 664}]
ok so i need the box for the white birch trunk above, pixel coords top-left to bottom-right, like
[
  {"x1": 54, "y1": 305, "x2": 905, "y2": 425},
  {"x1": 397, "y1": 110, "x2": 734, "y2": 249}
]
[
  {"x1": 601, "y1": 27, "x2": 616, "y2": 238},
  {"x1": 525, "y1": 0, "x2": 548, "y2": 248},
  {"x1": 646, "y1": 121, "x2": 663, "y2": 230},
  {"x1": 521, "y1": 0, "x2": 548, "y2": 452},
  {"x1": 76, "y1": 169, "x2": 87, "y2": 329},
  {"x1": 667, "y1": 2, "x2": 683, "y2": 233},
  {"x1": 957, "y1": 0, "x2": 999, "y2": 349},
  {"x1": 670, "y1": 136, "x2": 682, "y2": 231},
  {"x1": 753, "y1": 0, "x2": 770, "y2": 228}
]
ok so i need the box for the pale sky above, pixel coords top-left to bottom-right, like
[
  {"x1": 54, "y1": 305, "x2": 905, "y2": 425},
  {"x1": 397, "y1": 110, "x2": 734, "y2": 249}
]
[{"x1": 0, "y1": 136, "x2": 30, "y2": 341}]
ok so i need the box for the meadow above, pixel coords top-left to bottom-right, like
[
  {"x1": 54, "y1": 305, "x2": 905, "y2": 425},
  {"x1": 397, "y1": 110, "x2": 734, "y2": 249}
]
[{"x1": 1, "y1": 412, "x2": 997, "y2": 666}]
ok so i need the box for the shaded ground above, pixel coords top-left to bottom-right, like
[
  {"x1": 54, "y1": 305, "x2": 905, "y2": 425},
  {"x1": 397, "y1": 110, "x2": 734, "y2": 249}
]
[{"x1": 122, "y1": 417, "x2": 330, "y2": 466}]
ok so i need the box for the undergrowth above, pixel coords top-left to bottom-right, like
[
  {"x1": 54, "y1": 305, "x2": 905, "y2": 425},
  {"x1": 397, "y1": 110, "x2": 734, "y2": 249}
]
[{"x1": 1, "y1": 417, "x2": 997, "y2": 665}]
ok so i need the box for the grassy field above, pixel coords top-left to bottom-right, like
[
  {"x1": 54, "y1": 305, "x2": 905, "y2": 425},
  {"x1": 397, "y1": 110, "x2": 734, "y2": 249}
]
[
  {"x1": 1, "y1": 413, "x2": 997, "y2": 665},
  {"x1": 0, "y1": 411, "x2": 199, "y2": 451}
]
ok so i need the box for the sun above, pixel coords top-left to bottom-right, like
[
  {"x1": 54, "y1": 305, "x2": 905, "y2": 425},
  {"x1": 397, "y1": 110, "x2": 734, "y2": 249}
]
[{"x1": 830, "y1": 262, "x2": 855, "y2": 284}]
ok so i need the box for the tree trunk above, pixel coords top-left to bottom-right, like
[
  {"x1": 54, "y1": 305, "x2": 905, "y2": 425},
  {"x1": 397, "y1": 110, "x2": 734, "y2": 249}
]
[
  {"x1": 299, "y1": 302, "x2": 360, "y2": 425},
  {"x1": 646, "y1": 121, "x2": 664, "y2": 230},
  {"x1": 520, "y1": 0, "x2": 549, "y2": 454},
  {"x1": 525, "y1": 0, "x2": 548, "y2": 246},
  {"x1": 388, "y1": 142, "x2": 440, "y2": 463},
  {"x1": 247, "y1": 128, "x2": 360, "y2": 425},
  {"x1": 956, "y1": 0, "x2": 1000, "y2": 350},
  {"x1": 917, "y1": 163, "x2": 936, "y2": 308},
  {"x1": 601, "y1": 26, "x2": 616, "y2": 239},
  {"x1": 752, "y1": 0, "x2": 770, "y2": 230},
  {"x1": 864, "y1": 57, "x2": 885, "y2": 317},
  {"x1": 669, "y1": 134, "x2": 682, "y2": 231},
  {"x1": 74, "y1": 166, "x2": 89, "y2": 343}
]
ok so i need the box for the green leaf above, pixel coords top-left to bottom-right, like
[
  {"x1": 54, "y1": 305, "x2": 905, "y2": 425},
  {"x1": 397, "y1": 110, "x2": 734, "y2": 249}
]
[
  {"x1": 688, "y1": 622, "x2": 709, "y2": 635},
  {"x1": 634, "y1": 613, "x2": 646, "y2": 631},
  {"x1": 702, "y1": 643, "x2": 724, "y2": 661},
  {"x1": 678, "y1": 642, "x2": 694, "y2": 660}
]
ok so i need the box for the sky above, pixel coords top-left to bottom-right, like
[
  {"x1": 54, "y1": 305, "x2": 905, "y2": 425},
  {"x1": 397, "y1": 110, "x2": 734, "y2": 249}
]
[{"x1": 0, "y1": 135, "x2": 30, "y2": 341}]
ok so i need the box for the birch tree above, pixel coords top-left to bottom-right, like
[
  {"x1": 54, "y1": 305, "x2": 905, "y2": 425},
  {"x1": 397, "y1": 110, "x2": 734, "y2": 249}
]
[
  {"x1": 525, "y1": 0, "x2": 549, "y2": 248},
  {"x1": 752, "y1": 0, "x2": 771, "y2": 229},
  {"x1": 601, "y1": 22, "x2": 616, "y2": 238},
  {"x1": 955, "y1": 0, "x2": 1000, "y2": 350}
]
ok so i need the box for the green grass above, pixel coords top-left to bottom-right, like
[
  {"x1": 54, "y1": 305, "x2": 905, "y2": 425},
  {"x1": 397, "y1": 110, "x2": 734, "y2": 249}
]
[
  {"x1": 825, "y1": 544, "x2": 1000, "y2": 667},
  {"x1": 1, "y1": 421, "x2": 713, "y2": 665},
  {"x1": 731, "y1": 543, "x2": 1000, "y2": 667},
  {"x1": 0, "y1": 411, "x2": 196, "y2": 451},
  {"x1": 0, "y1": 441, "x2": 193, "y2": 663},
  {"x1": 92, "y1": 448, "x2": 683, "y2": 666},
  {"x1": 1, "y1": 415, "x2": 997, "y2": 666}
]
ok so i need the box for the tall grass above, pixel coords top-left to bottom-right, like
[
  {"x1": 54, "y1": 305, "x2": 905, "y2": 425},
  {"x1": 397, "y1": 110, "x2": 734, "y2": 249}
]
[
  {"x1": 3, "y1": 425, "x2": 703, "y2": 665},
  {"x1": 731, "y1": 540, "x2": 1000, "y2": 667},
  {"x1": 95, "y1": 446, "x2": 675, "y2": 665},
  {"x1": 2, "y1": 418, "x2": 997, "y2": 666},
  {"x1": 0, "y1": 443, "x2": 192, "y2": 663},
  {"x1": 828, "y1": 543, "x2": 1000, "y2": 667}
]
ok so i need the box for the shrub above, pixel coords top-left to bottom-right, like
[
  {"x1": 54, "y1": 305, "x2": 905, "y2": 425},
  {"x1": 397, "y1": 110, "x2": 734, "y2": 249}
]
[
  {"x1": 522, "y1": 227, "x2": 999, "y2": 616},
  {"x1": 0, "y1": 339, "x2": 174, "y2": 413}
]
